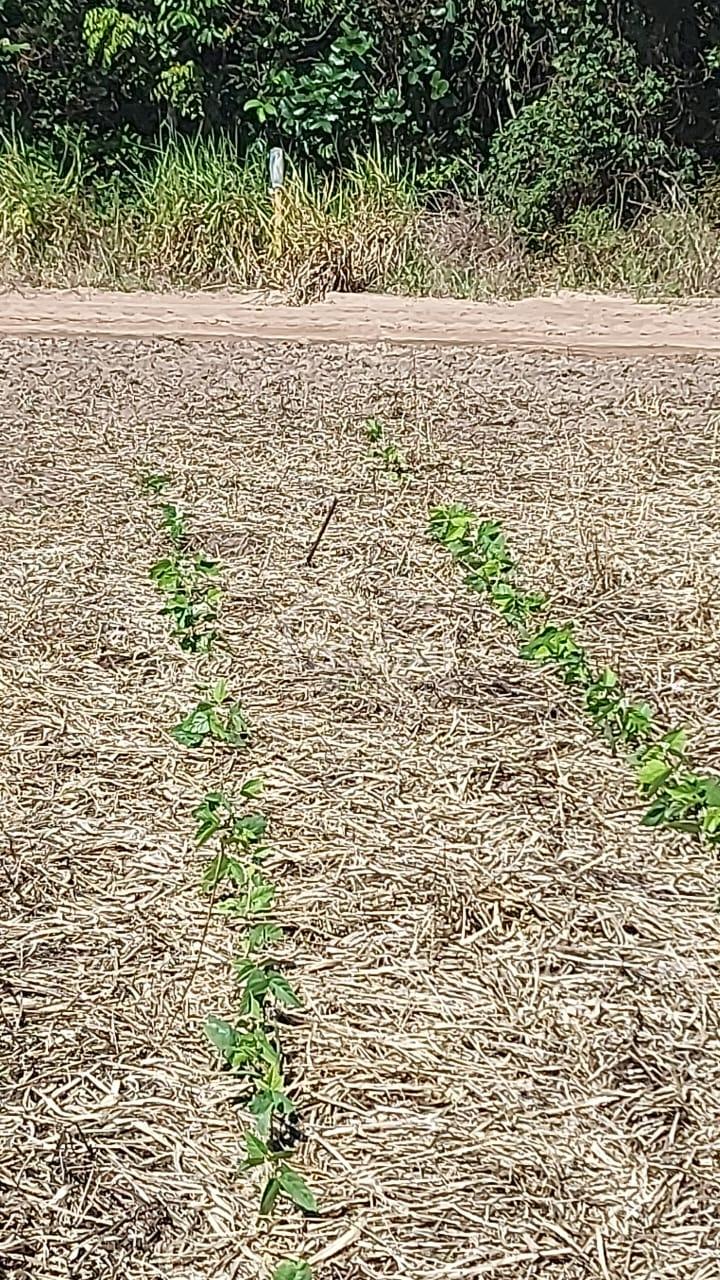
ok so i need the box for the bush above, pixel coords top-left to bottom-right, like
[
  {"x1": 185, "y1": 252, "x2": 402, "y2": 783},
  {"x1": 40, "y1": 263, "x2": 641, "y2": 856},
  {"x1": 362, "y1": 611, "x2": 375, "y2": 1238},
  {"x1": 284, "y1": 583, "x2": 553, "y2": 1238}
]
[
  {"x1": 484, "y1": 28, "x2": 678, "y2": 237},
  {"x1": 2, "y1": 3, "x2": 720, "y2": 245}
]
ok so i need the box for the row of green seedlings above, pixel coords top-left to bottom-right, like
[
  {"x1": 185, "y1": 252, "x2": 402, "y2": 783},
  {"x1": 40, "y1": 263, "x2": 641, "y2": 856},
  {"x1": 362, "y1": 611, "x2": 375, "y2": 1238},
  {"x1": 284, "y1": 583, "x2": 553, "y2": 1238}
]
[
  {"x1": 145, "y1": 475, "x2": 314, "y2": 1280},
  {"x1": 148, "y1": 487, "x2": 222, "y2": 653},
  {"x1": 429, "y1": 504, "x2": 720, "y2": 847}
]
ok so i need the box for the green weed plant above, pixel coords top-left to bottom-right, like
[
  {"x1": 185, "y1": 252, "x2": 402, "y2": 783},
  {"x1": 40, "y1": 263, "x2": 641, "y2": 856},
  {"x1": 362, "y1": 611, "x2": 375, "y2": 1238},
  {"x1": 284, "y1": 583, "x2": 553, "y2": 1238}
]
[
  {"x1": 364, "y1": 417, "x2": 411, "y2": 481},
  {"x1": 141, "y1": 471, "x2": 173, "y2": 494},
  {"x1": 272, "y1": 1264, "x2": 313, "y2": 1280},
  {"x1": 172, "y1": 679, "x2": 250, "y2": 748}
]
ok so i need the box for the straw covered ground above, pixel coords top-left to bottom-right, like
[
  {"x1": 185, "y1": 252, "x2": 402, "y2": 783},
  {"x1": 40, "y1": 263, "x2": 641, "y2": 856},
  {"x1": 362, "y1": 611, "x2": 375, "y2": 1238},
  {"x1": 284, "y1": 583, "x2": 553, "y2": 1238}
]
[{"x1": 2, "y1": 334, "x2": 720, "y2": 1280}]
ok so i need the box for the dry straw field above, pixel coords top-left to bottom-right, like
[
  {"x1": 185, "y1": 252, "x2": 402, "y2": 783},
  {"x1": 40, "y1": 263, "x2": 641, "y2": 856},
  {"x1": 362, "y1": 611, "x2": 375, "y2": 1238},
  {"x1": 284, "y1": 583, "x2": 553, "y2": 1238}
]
[{"x1": 2, "y1": 320, "x2": 720, "y2": 1280}]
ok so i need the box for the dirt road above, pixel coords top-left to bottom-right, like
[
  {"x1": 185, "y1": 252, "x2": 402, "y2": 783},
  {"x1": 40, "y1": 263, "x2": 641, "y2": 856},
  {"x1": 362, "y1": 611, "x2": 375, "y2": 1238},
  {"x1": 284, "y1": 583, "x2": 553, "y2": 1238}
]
[{"x1": 3, "y1": 287, "x2": 720, "y2": 355}]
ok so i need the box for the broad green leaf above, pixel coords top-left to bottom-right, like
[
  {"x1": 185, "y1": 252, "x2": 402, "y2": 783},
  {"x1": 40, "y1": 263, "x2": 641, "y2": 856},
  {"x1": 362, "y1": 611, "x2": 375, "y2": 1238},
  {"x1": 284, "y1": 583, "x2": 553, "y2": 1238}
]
[
  {"x1": 228, "y1": 1029, "x2": 274, "y2": 1070},
  {"x1": 620, "y1": 703, "x2": 654, "y2": 742},
  {"x1": 250, "y1": 1086, "x2": 294, "y2": 1122},
  {"x1": 641, "y1": 802, "x2": 665, "y2": 828},
  {"x1": 204, "y1": 1015, "x2": 237, "y2": 1061},
  {"x1": 225, "y1": 857, "x2": 248, "y2": 886},
  {"x1": 598, "y1": 667, "x2": 618, "y2": 689},
  {"x1": 277, "y1": 1165, "x2": 318, "y2": 1213},
  {"x1": 248, "y1": 1089, "x2": 275, "y2": 1136},
  {"x1": 206, "y1": 709, "x2": 225, "y2": 739},
  {"x1": 246, "y1": 922, "x2": 283, "y2": 951},
  {"x1": 702, "y1": 805, "x2": 720, "y2": 834},
  {"x1": 243, "y1": 1132, "x2": 270, "y2": 1168},
  {"x1": 636, "y1": 757, "x2": 672, "y2": 790},
  {"x1": 241, "y1": 777, "x2": 264, "y2": 799},
  {"x1": 702, "y1": 779, "x2": 720, "y2": 808},
  {"x1": 269, "y1": 974, "x2": 301, "y2": 1009},
  {"x1": 236, "y1": 814, "x2": 268, "y2": 841},
  {"x1": 241, "y1": 965, "x2": 272, "y2": 998},
  {"x1": 194, "y1": 817, "x2": 220, "y2": 847},
  {"x1": 172, "y1": 707, "x2": 211, "y2": 746},
  {"x1": 252, "y1": 1030, "x2": 282, "y2": 1070},
  {"x1": 662, "y1": 728, "x2": 688, "y2": 758},
  {"x1": 247, "y1": 881, "x2": 275, "y2": 914},
  {"x1": 259, "y1": 1174, "x2": 281, "y2": 1216},
  {"x1": 249, "y1": 1085, "x2": 293, "y2": 1136},
  {"x1": 224, "y1": 707, "x2": 251, "y2": 745},
  {"x1": 273, "y1": 1262, "x2": 313, "y2": 1280},
  {"x1": 210, "y1": 678, "x2": 229, "y2": 703},
  {"x1": 172, "y1": 724, "x2": 203, "y2": 748},
  {"x1": 430, "y1": 71, "x2": 450, "y2": 99},
  {"x1": 263, "y1": 1058, "x2": 285, "y2": 1092}
]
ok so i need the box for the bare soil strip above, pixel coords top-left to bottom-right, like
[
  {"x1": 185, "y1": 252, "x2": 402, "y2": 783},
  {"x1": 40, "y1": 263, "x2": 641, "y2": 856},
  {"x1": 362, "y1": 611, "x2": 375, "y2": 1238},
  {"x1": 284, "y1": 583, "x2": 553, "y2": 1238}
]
[
  {"x1": 2, "y1": 333, "x2": 720, "y2": 1280},
  {"x1": 3, "y1": 288, "x2": 720, "y2": 354}
]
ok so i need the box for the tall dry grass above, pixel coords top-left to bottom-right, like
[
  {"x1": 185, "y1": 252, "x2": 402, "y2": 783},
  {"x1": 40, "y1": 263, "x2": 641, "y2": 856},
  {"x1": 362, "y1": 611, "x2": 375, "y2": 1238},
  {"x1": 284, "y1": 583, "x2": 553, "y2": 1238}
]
[
  {"x1": 2, "y1": 133, "x2": 720, "y2": 299},
  {"x1": 0, "y1": 135, "x2": 420, "y2": 297}
]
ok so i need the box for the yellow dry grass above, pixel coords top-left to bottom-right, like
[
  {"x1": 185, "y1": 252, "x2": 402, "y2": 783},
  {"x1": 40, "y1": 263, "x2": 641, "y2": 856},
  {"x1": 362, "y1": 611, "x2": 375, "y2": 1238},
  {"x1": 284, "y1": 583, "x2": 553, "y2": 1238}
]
[{"x1": 2, "y1": 336, "x2": 720, "y2": 1280}]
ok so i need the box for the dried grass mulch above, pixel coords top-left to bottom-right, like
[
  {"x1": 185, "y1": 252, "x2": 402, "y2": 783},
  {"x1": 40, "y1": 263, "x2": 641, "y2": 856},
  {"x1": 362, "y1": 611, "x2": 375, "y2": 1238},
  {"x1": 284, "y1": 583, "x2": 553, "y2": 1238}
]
[{"x1": 1, "y1": 337, "x2": 720, "y2": 1280}]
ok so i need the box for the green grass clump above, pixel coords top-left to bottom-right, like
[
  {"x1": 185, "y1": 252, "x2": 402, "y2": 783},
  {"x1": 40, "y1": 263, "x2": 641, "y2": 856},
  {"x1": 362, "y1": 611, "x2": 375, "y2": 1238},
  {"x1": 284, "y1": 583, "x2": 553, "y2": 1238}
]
[
  {"x1": 0, "y1": 136, "x2": 99, "y2": 281},
  {"x1": 0, "y1": 134, "x2": 417, "y2": 295}
]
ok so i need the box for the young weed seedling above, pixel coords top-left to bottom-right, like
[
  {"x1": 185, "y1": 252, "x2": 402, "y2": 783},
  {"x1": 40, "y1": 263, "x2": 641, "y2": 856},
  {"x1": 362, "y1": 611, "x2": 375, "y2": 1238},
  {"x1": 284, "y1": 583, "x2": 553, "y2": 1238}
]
[
  {"x1": 273, "y1": 1262, "x2": 313, "y2": 1280},
  {"x1": 150, "y1": 552, "x2": 222, "y2": 652},
  {"x1": 173, "y1": 679, "x2": 251, "y2": 748},
  {"x1": 141, "y1": 471, "x2": 173, "y2": 494}
]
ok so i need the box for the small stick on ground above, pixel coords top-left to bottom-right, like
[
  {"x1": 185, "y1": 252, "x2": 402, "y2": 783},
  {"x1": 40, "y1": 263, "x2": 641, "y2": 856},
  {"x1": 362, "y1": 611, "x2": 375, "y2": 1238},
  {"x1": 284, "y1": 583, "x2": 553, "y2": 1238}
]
[{"x1": 306, "y1": 497, "x2": 338, "y2": 566}]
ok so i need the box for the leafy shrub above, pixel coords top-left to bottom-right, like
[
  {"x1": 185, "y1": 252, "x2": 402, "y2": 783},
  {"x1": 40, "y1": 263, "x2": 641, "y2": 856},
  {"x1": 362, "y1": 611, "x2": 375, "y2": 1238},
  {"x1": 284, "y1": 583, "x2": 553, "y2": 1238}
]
[{"x1": 484, "y1": 28, "x2": 676, "y2": 237}]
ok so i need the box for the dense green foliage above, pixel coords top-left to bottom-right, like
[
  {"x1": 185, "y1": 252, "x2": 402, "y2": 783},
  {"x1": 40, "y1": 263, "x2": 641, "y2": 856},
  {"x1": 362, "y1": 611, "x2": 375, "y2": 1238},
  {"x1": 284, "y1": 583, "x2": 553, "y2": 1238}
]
[{"x1": 1, "y1": 1, "x2": 720, "y2": 231}]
